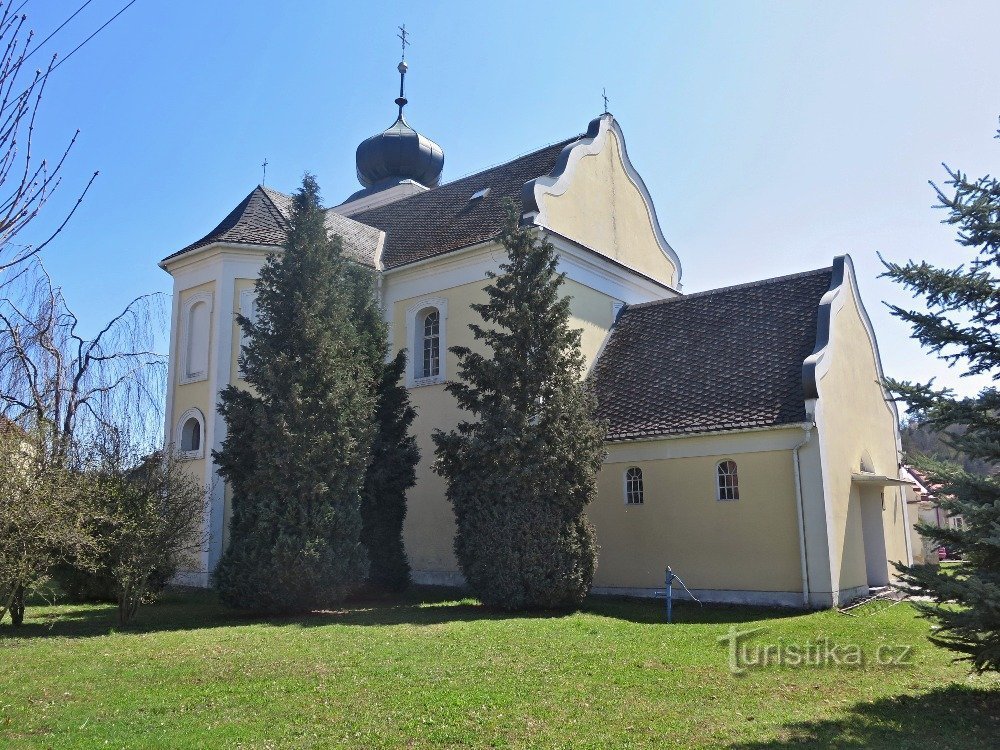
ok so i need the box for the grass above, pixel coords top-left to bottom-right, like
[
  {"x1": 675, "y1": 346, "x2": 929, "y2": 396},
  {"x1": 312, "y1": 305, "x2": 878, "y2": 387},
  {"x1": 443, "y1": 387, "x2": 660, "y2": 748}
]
[
  {"x1": 1, "y1": 588, "x2": 998, "y2": 749},
  {"x1": 938, "y1": 560, "x2": 965, "y2": 578}
]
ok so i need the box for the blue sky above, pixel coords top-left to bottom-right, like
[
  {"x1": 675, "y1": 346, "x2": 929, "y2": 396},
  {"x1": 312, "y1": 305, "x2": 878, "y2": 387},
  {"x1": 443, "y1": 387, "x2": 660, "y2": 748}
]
[{"x1": 16, "y1": 0, "x2": 1000, "y2": 399}]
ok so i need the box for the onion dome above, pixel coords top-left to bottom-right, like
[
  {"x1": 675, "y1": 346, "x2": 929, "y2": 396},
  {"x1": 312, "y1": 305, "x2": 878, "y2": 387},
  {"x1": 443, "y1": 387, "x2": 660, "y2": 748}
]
[{"x1": 355, "y1": 60, "x2": 444, "y2": 190}]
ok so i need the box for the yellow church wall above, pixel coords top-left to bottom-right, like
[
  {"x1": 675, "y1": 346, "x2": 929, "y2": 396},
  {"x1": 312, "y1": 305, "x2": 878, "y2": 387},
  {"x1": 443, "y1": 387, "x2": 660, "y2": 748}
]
[
  {"x1": 562, "y1": 278, "x2": 619, "y2": 371},
  {"x1": 171, "y1": 281, "x2": 215, "y2": 425},
  {"x1": 401, "y1": 382, "x2": 465, "y2": 572},
  {"x1": 815, "y1": 278, "x2": 907, "y2": 596},
  {"x1": 592, "y1": 443, "x2": 803, "y2": 593},
  {"x1": 391, "y1": 278, "x2": 486, "y2": 573},
  {"x1": 840, "y1": 484, "x2": 867, "y2": 592},
  {"x1": 539, "y1": 129, "x2": 677, "y2": 288},
  {"x1": 888, "y1": 494, "x2": 910, "y2": 562},
  {"x1": 389, "y1": 274, "x2": 618, "y2": 371},
  {"x1": 390, "y1": 268, "x2": 619, "y2": 575},
  {"x1": 169, "y1": 280, "x2": 216, "y2": 483}
]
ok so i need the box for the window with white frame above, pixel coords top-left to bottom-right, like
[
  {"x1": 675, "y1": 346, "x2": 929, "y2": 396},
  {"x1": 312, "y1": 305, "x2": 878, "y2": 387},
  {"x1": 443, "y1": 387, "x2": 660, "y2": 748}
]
[
  {"x1": 405, "y1": 298, "x2": 447, "y2": 387},
  {"x1": 716, "y1": 460, "x2": 739, "y2": 501},
  {"x1": 180, "y1": 291, "x2": 213, "y2": 384},
  {"x1": 176, "y1": 408, "x2": 205, "y2": 458},
  {"x1": 624, "y1": 466, "x2": 644, "y2": 505}
]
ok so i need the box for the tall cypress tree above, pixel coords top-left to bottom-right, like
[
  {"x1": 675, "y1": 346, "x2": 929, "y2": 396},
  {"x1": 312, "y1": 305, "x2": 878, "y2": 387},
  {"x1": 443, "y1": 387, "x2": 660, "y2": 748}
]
[
  {"x1": 361, "y1": 350, "x2": 419, "y2": 591},
  {"x1": 213, "y1": 175, "x2": 386, "y2": 613},
  {"x1": 885, "y1": 125, "x2": 1000, "y2": 672},
  {"x1": 433, "y1": 203, "x2": 606, "y2": 610}
]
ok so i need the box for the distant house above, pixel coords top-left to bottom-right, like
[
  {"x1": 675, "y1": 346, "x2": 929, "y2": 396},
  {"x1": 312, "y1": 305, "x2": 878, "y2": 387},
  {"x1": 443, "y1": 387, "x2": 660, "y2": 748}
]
[
  {"x1": 0, "y1": 415, "x2": 34, "y2": 477},
  {"x1": 0, "y1": 415, "x2": 29, "y2": 448},
  {"x1": 902, "y1": 465, "x2": 963, "y2": 563}
]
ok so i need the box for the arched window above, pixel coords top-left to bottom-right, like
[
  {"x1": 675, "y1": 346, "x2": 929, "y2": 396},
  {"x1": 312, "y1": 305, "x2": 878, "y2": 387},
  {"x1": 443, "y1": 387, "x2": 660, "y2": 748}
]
[
  {"x1": 176, "y1": 408, "x2": 205, "y2": 458},
  {"x1": 180, "y1": 291, "x2": 213, "y2": 384},
  {"x1": 625, "y1": 466, "x2": 644, "y2": 505},
  {"x1": 717, "y1": 460, "x2": 739, "y2": 501},
  {"x1": 406, "y1": 298, "x2": 447, "y2": 387},
  {"x1": 421, "y1": 309, "x2": 440, "y2": 379}
]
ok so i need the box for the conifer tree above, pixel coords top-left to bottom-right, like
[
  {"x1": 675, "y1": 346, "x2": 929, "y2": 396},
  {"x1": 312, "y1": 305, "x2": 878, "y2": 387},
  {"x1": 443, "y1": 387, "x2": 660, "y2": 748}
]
[
  {"x1": 361, "y1": 350, "x2": 419, "y2": 591},
  {"x1": 433, "y1": 203, "x2": 606, "y2": 610},
  {"x1": 885, "y1": 125, "x2": 1000, "y2": 672},
  {"x1": 213, "y1": 175, "x2": 386, "y2": 613}
]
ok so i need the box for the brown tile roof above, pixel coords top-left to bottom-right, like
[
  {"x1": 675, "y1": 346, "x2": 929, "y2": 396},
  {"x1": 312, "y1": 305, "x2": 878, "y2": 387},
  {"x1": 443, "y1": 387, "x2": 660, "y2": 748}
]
[
  {"x1": 163, "y1": 186, "x2": 288, "y2": 261},
  {"x1": 591, "y1": 267, "x2": 834, "y2": 440},
  {"x1": 349, "y1": 137, "x2": 578, "y2": 268},
  {"x1": 161, "y1": 186, "x2": 382, "y2": 267},
  {"x1": 904, "y1": 466, "x2": 942, "y2": 496},
  {"x1": 162, "y1": 131, "x2": 583, "y2": 270}
]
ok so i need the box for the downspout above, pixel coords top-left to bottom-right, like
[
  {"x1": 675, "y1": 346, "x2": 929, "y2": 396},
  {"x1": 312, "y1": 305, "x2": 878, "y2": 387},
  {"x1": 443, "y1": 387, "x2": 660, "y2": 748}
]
[
  {"x1": 899, "y1": 484, "x2": 913, "y2": 567},
  {"x1": 793, "y1": 426, "x2": 814, "y2": 608}
]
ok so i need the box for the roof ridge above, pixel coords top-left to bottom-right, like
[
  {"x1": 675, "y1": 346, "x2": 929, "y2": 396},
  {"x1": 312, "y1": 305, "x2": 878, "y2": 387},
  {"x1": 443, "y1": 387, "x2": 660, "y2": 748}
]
[
  {"x1": 256, "y1": 184, "x2": 292, "y2": 225},
  {"x1": 348, "y1": 133, "x2": 584, "y2": 218},
  {"x1": 628, "y1": 266, "x2": 833, "y2": 309},
  {"x1": 438, "y1": 134, "x2": 583, "y2": 190},
  {"x1": 250, "y1": 132, "x2": 585, "y2": 225},
  {"x1": 259, "y1": 186, "x2": 377, "y2": 231}
]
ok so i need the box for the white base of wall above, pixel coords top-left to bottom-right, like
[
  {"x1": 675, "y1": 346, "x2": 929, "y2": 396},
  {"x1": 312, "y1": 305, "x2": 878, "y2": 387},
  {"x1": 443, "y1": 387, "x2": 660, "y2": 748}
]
[
  {"x1": 412, "y1": 570, "x2": 467, "y2": 588},
  {"x1": 831, "y1": 584, "x2": 874, "y2": 607},
  {"x1": 173, "y1": 570, "x2": 211, "y2": 588},
  {"x1": 591, "y1": 585, "x2": 813, "y2": 609},
  {"x1": 412, "y1": 571, "x2": 844, "y2": 610},
  {"x1": 170, "y1": 567, "x2": 876, "y2": 610}
]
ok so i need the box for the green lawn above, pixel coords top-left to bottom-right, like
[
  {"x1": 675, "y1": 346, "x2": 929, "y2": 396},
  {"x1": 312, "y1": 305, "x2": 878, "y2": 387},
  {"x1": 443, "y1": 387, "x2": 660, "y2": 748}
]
[{"x1": 1, "y1": 588, "x2": 997, "y2": 749}]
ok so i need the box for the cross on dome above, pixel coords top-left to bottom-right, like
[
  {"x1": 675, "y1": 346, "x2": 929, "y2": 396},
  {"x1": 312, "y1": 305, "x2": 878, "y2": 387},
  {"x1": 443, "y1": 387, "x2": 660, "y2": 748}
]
[{"x1": 354, "y1": 26, "x2": 444, "y2": 193}]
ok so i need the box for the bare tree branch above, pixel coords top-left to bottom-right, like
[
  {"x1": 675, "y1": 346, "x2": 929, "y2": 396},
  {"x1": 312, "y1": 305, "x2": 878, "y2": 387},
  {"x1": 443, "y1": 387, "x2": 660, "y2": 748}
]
[
  {"x1": 0, "y1": 259, "x2": 167, "y2": 462},
  {"x1": 0, "y1": 2, "x2": 101, "y2": 280}
]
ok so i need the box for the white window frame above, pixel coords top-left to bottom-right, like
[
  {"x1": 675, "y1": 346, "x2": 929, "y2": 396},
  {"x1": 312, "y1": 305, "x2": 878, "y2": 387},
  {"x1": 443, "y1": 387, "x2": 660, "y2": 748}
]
[
  {"x1": 238, "y1": 288, "x2": 257, "y2": 378},
  {"x1": 175, "y1": 408, "x2": 206, "y2": 460},
  {"x1": 179, "y1": 291, "x2": 213, "y2": 385},
  {"x1": 624, "y1": 466, "x2": 644, "y2": 505},
  {"x1": 405, "y1": 297, "x2": 448, "y2": 388},
  {"x1": 716, "y1": 459, "x2": 740, "y2": 501}
]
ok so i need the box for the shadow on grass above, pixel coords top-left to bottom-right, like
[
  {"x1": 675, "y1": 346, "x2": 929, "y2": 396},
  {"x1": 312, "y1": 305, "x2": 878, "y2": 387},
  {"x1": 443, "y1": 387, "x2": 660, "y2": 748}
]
[
  {"x1": 0, "y1": 585, "x2": 802, "y2": 641},
  {"x1": 728, "y1": 683, "x2": 1000, "y2": 750}
]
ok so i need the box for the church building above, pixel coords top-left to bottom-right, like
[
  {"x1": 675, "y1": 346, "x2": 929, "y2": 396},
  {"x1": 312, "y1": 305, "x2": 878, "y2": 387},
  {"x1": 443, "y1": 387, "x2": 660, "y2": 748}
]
[{"x1": 160, "y1": 58, "x2": 911, "y2": 608}]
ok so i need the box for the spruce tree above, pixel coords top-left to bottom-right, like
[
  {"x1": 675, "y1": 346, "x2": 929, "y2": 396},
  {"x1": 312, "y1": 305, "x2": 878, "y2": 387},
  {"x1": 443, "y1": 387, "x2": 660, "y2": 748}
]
[
  {"x1": 433, "y1": 203, "x2": 606, "y2": 610},
  {"x1": 213, "y1": 175, "x2": 386, "y2": 613},
  {"x1": 361, "y1": 350, "x2": 419, "y2": 591},
  {"x1": 884, "y1": 124, "x2": 1000, "y2": 672}
]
